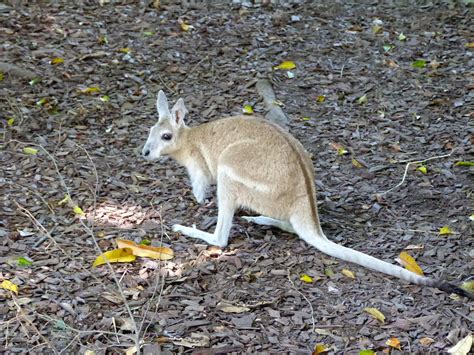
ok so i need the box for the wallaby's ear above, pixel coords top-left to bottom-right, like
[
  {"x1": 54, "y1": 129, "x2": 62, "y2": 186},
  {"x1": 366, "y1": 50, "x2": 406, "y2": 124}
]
[
  {"x1": 156, "y1": 90, "x2": 171, "y2": 121},
  {"x1": 171, "y1": 98, "x2": 188, "y2": 126}
]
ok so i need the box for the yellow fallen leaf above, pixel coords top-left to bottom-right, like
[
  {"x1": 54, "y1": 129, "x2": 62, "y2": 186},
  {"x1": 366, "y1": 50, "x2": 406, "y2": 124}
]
[
  {"x1": 118, "y1": 47, "x2": 131, "y2": 54},
  {"x1": 342, "y1": 269, "x2": 356, "y2": 279},
  {"x1": 23, "y1": 147, "x2": 38, "y2": 155},
  {"x1": 330, "y1": 142, "x2": 348, "y2": 155},
  {"x1": 352, "y1": 158, "x2": 364, "y2": 168},
  {"x1": 455, "y1": 161, "x2": 474, "y2": 167},
  {"x1": 57, "y1": 194, "x2": 71, "y2": 206},
  {"x1": 419, "y1": 337, "x2": 435, "y2": 346},
  {"x1": 1, "y1": 280, "x2": 19, "y2": 294},
  {"x1": 100, "y1": 95, "x2": 110, "y2": 102},
  {"x1": 274, "y1": 60, "x2": 296, "y2": 70},
  {"x1": 359, "y1": 350, "x2": 376, "y2": 355},
  {"x1": 36, "y1": 97, "x2": 48, "y2": 106},
  {"x1": 439, "y1": 225, "x2": 453, "y2": 235},
  {"x1": 7, "y1": 117, "x2": 14, "y2": 126},
  {"x1": 364, "y1": 307, "x2": 385, "y2": 323},
  {"x1": 73, "y1": 205, "x2": 85, "y2": 216},
  {"x1": 242, "y1": 105, "x2": 254, "y2": 114},
  {"x1": 116, "y1": 239, "x2": 174, "y2": 260},
  {"x1": 316, "y1": 95, "x2": 325, "y2": 103},
  {"x1": 372, "y1": 25, "x2": 382, "y2": 34},
  {"x1": 448, "y1": 334, "x2": 472, "y2": 355},
  {"x1": 79, "y1": 87, "x2": 101, "y2": 94},
  {"x1": 179, "y1": 21, "x2": 194, "y2": 32},
  {"x1": 386, "y1": 337, "x2": 401, "y2": 350},
  {"x1": 313, "y1": 343, "x2": 329, "y2": 354},
  {"x1": 465, "y1": 42, "x2": 474, "y2": 48},
  {"x1": 397, "y1": 251, "x2": 424, "y2": 276},
  {"x1": 92, "y1": 248, "x2": 136, "y2": 267},
  {"x1": 357, "y1": 94, "x2": 367, "y2": 104},
  {"x1": 0, "y1": 71, "x2": 3, "y2": 81},
  {"x1": 461, "y1": 280, "x2": 474, "y2": 292},
  {"x1": 98, "y1": 35, "x2": 108, "y2": 44},
  {"x1": 417, "y1": 165, "x2": 427, "y2": 174},
  {"x1": 51, "y1": 57, "x2": 64, "y2": 64},
  {"x1": 338, "y1": 147, "x2": 348, "y2": 156},
  {"x1": 300, "y1": 274, "x2": 314, "y2": 283},
  {"x1": 470, "y1": 214, "x2": 474, "y2": 221}
]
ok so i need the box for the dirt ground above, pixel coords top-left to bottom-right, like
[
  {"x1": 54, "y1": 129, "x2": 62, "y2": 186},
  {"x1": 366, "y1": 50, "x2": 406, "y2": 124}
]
[{"x1": 1, "y1": 1, "x2": 473, "y2": 354}]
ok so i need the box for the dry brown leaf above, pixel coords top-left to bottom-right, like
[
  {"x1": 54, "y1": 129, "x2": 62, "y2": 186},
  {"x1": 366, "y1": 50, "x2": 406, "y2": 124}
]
[
  {"x1": 172, "y1": 333, "x2": 210, "y2": 348},
  {"x1": 217, "y1": 302, "x2": 250, "y2": 313},
  {"x1": 419, "y1": 337, "x2": 435, "y2": 346},
  {"x1": 386, "y1": 337, "x2": 401, "y2": 350}
]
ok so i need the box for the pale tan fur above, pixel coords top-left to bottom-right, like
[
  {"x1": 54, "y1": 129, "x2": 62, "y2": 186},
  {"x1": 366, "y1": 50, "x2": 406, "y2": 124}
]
[{"x1": 142, "y1": 91, "x2": 472, "y2": 299}]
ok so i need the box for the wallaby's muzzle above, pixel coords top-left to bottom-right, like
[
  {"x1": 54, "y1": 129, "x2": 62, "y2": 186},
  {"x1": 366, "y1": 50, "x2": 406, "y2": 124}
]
[{"x1": 142, "y1": 146, "x2": 151, "y2": 159}]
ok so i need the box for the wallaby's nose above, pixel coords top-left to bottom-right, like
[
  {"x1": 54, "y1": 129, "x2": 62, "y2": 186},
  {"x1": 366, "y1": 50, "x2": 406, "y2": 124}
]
[{"x1": 143, "y1": 149, "x2": 150, "y2": 157}]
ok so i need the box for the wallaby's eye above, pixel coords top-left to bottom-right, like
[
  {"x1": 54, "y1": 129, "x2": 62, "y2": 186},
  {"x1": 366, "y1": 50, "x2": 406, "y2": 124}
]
[{"x1": 161, "y1": 133, "x2": 172, "y2": 141}]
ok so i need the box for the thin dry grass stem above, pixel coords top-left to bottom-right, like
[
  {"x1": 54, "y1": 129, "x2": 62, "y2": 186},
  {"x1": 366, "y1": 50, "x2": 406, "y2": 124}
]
[
  {"x1": 139, "y1": 206, "x2": 168, "y2": 338},
  {"x1": 6, "y1": 96, "x2": 25, "y2": 126},
  {"x1": 73, "y1": 142, "x2": 141, "y2": 354},
  {"x1": 32, "y1": 312, "x2": 137, "y2": 342},
  {"x1": 10, "y1": 295, "x2": 58, "y2": 354},
  {"x1": 157, "y1": 74, "x2": 176, "y2": 94},
  {"x1": 14, "y1": 202, "x2": 104, "y2": 286},
  {"x1": 6, "y1": 139, "x2": 141, "y2": 353},
  {"x1": 380, "y1": 149, "x2": 456, "y2": 195},
  {"x1": 7, "y1": 180, "x2": 55, "y2": 214},
  {"x1": 287, "y1": 272, "x2": 316, "y2": 333}
]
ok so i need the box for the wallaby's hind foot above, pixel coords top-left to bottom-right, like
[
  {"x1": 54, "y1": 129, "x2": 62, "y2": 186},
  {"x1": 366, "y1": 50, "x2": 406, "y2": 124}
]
[
  {"x1": 172, "y1": 224, "x2": 227, "y2": 247},
  {"x1": 242, "y1": 216, "x2": 295, "y2": 234}
]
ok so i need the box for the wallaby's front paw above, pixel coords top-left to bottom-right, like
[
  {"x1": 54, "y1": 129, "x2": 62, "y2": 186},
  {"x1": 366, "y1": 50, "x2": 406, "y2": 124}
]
[{"x1": 193, "y1": 191, "x2": 205, "y2": 204}]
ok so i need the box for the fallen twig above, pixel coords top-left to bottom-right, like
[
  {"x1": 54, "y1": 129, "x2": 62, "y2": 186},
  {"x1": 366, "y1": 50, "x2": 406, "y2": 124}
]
[
  {"x1": 7, "y1": 139, "x2": 141, "y2": 353},
  {"x1": 74, "y1": 142, "x2": 141, "y2": 354},
  {"x1": 287, "y1": 272, "x2": 316, "y2": 333},
  {"x1": 379, "y1": 149, "x2": 456, "y2": 195}
]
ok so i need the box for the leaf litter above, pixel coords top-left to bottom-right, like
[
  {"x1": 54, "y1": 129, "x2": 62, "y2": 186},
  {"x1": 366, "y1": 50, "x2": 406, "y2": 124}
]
[{"x1": 0, "y1": 1, "x2": 472, "y2": 353}]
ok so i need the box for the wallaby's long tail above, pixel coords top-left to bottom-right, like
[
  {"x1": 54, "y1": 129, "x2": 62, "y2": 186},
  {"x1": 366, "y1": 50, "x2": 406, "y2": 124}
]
[{"x1": 307, "y1": 233, "x2": 473, "y2": 300}]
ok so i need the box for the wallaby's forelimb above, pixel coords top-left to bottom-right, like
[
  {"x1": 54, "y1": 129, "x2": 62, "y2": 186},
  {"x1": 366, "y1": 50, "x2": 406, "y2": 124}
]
[{"x1": 173, "y1": 169, "x2": 236, "y2": 247}]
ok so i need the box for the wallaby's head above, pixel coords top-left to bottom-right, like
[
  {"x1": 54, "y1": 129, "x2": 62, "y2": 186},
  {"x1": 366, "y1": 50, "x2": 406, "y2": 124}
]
[{"x1": 142, "y1": 90, "x2": 188, "y2": 161}]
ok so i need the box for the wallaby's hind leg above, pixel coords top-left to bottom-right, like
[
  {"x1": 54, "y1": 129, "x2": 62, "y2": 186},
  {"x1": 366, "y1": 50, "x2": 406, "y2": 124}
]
[
  {"x1": 242, "y1": 216, "x2": 295, "y2": 234},
  {"x1": 173, "y1": 174, "x2": 236, "y2": 247}
]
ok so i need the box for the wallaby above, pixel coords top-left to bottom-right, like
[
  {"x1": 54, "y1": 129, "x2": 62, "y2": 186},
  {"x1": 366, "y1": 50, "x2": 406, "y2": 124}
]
[{"x1": 142, "y1": 90, "x2": 472, "y2": 300}]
